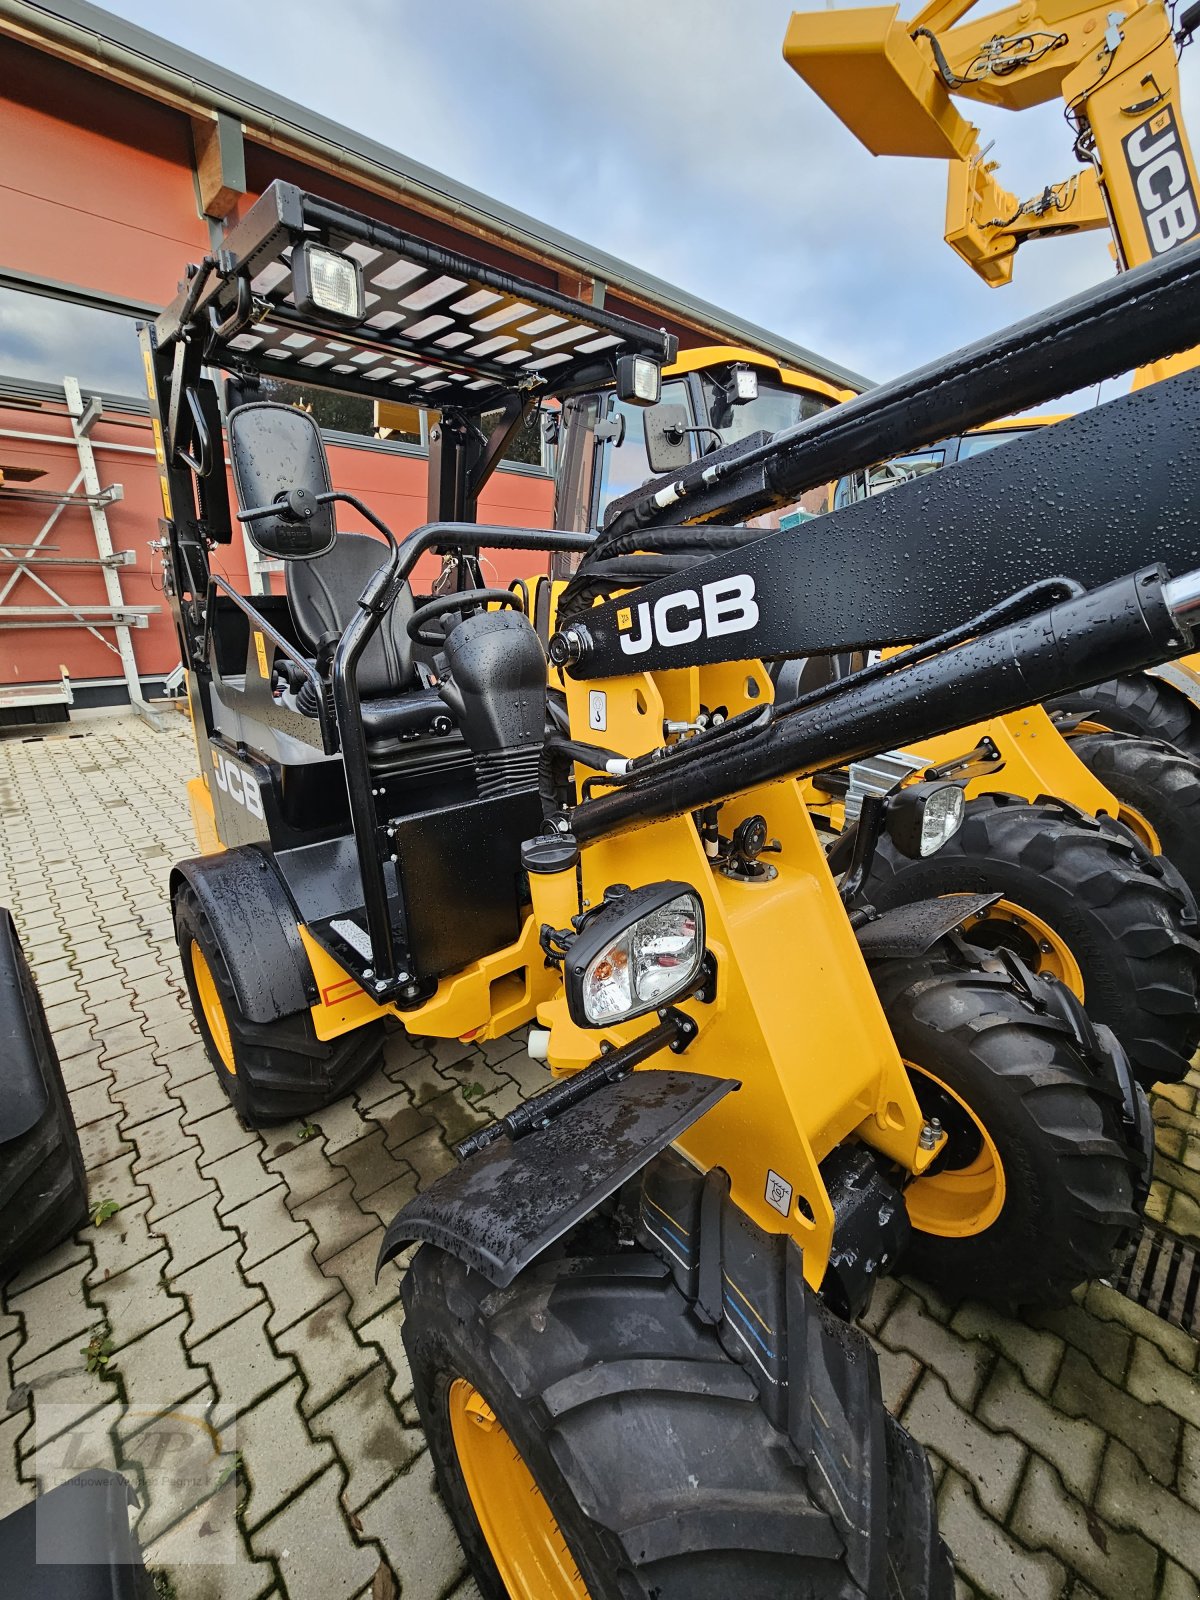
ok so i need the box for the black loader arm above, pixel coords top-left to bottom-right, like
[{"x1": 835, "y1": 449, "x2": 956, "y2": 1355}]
[
  {"x1": 552, "y1": 365, "x2": 1200, "y2": 676},
  {"x1": 601, "y1": 229, "x2": 1200, "y2": 540}
]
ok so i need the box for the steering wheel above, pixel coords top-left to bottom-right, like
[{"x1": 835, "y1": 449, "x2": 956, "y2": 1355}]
[{"x1": 406, "y1": 588, "x2": 524, "y2": 649}]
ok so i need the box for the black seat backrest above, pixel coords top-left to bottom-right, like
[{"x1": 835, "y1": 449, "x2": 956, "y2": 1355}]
[{"x1": 286, "y1": 533, "x2": 416, "y2": 697}]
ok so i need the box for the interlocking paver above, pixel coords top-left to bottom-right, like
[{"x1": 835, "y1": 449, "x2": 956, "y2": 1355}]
[
  {"x1": 192, "y1": 1104, "x2": 260, "y2": 1168},
  {"x1": 275, "y1": 1293, "x2": 378, "y2": 1417},
  {"x1": 145, "y1": 1148, "x2": 219, "y2": 1224},
  {"x1": 244, "y1": 1237, "x2": 339, "y2": 1336},
  {"x1": 93, "y1": 1249, "x2": 181, "y2": 1348},
  {"x1": 252, "y1": 1462, "x2": 381, "y2": 1600},
  {"x1": 224, "y1": 1181, "x2": 311, "y2": 1269},
  {"x1": 357, "y1": 1452, "x2": 467, "y2": 1598},
  {"x1": 311, "y1": 1366, "x2": 424, "y2": 1511},
  {"x1": 1098, "y1": 1440, "x2": 1200, "y2": 1579},
  {"x1": 9, "y1": 711, "x2": 1200, "y2": 1599},
  {"x1": 8, "y1": 1263, "x2": 96, "y2": 1369},
  {"x1": 938, "y1": 1469, "x2": 1066, "y2": 1600},
  {"x1": 1012, "y1": 1454, "x2": 1158, "y2": 1599},
  {"x1": 904, "y1": 1372, "x2": 1027, "y2": 1519},
  {"x1": 235, "y1": 1375, "x2": 336, "y2": 1530},
  {"x1": 115, "y1": 1312, "x2": 210, "y2": 1432},
  {"x1": 86, "y1": 1196, "x2": 161, "y2": 1286},
  {"x1": 882, "y1": 1291, "x2": 993, "y2": 1408},
  {"x1": 174, "y1": 1243, "x2": 264, "y2": 1347},
  {"x1": 978, "y1": 1357, "x2": 1107, "y2": 1502},
  {"x1": 321, "y1": 1228, "x2": 402, "y2": 1330},
  {"x1": 288, "y1": 1176, "x2": 377, "y2": 1266},
  {"x1": 1054, "y1": 1345, "x2": 1182, "y2": 1484},
  {"x1": 195, "y1": 1300, "x2": 296, "y2": 1413}
]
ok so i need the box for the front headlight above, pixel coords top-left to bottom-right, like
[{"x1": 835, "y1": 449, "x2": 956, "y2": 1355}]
[
  {"x1": 885, "y1": 780, "x2": 966, "y2": 860},
  {"x1": 566, "y1": 883, "x2": 706, "y2": 1027}
]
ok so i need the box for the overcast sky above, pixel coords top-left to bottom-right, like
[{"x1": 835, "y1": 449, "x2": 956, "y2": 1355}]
[{"x1": 11, "y1": 0, "x2": 1200, "y2": 393}]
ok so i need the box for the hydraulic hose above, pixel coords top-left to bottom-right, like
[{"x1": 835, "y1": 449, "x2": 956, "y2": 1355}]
[{"x1": 570, "y1": 565, "x2": 1194, "y2": 844}]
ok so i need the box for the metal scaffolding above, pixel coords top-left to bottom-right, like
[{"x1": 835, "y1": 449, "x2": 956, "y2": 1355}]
[{"x1": 0, "y1": 376, "x2": 161, "y2": 726}]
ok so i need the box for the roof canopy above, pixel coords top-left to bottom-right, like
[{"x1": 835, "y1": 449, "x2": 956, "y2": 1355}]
[{"x1": 156, "y1": 183, "x2": 677, "y2": 413}]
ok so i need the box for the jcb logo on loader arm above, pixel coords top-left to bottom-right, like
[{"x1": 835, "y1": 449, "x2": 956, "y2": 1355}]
[
  {"x1": 212, "y1": 751, "x2": 264, "y2": 819},
  {"x1": 617, "y1": 574, "x2": 759, "y2": 655},
  {"x1": 1123, "y1": 106, "x2": 1200, "y2": 256}
]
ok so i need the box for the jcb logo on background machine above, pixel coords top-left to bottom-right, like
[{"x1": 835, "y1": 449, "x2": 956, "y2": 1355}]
[
  {"x1": 212, "y1": 750, "x2": 264, "y2": 818},
  {"x1": 617, "y1": 574, "x2": 759, "y2": 655},
  {"x1": 1123, "y1": 106, "x2": 1200, "y2": 256}
]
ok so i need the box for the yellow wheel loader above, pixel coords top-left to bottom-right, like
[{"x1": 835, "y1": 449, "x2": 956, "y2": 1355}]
[
  {"x1": 147, "y1": 179, "x2": 1200, "y2": 1596},
  {"x1": 564, "y1": 354, "x2": 1200, "y2": 1088}
]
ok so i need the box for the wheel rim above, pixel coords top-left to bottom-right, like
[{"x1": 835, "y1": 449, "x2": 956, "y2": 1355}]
[
  {"x1": 1115, "y1": 804, "x2": 1163, "y2": 855},
  {"x1": 190, "y1": 940, "x2": 236, "y2": 1074},
  {"x1": 903, "y1": 1063, "x2": 1007, "y2": 1237},
  {"x1": 448, "y1": 1377, "x2": 591, "y2": 1600},
  {"x1": 960, "y1": 899, "x2": 1085, "y2": 997}
]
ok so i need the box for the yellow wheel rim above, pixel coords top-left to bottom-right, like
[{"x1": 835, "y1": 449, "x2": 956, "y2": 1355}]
[
  {"x1": 1115, "y1": 804, "x2": 1162, "y2": 855},
  {"x1": 449, "y1": 1378, "x2": 591, "y2": 1600},
  {"x1": 960, "y1": 898, "x2": 1085, "y2": 997},
  {"x1": 904, "y1": 1064, "x2": 1007, "y2": 1238},
  {"x1": 190, "y1": 940, "x2": 236, "y2": 1074}
]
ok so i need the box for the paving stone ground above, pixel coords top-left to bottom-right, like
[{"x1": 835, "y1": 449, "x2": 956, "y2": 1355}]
[{"x1": 1, "y1": 709, "x2": 1198, "y2": 1600}]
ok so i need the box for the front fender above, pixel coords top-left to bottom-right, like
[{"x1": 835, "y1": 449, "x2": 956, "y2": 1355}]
[{"x1": 377, "y1": 1067, "x2": 736, "y2": 1288}]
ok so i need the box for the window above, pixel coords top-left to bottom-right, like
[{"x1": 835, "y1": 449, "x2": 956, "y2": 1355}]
[
  {"x1": 700, "y1": 372, "x2": 830, "y2": 449},
  {"x1": 254, "y1": 376, "x2": 377, "y2": 438},
  {"x1": 480, "y1": 406, "x2": 547, "y2": 467},
  {"x1": 0, "y1": 284, "x2": 145, "y2": 398},
  {"x1": 956, "y1": 428, "x2": 1028, "y2": 460},
  {"x1": 595, "y1": 378, "x2": 692, "y2": 515},
  {"x1": 833, "y1": 448, "x2": 947, "y2": 507}
]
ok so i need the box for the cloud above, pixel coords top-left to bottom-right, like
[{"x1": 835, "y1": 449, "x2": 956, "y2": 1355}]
[
  {"x1": 0, "y1": 287, "x2": 144, "y2": 394},
  {"x1": 91, "y1": 0, "x2": 1199, "y2": 390}
]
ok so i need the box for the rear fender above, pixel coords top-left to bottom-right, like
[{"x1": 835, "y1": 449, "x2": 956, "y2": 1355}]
[{"x1": 171, "y1": 848, "x2": 317, "y2": 1023}]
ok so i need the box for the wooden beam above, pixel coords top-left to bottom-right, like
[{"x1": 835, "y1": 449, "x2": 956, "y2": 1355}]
[{"x1": 191, "y1": 111, "x2": 246, "y2": 220}]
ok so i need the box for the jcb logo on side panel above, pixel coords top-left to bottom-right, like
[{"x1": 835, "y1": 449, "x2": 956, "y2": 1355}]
[
  {"x1": 1123, "y1": 106, "x2": 1200, "y2": 256},
  {"x1": 212, "y1": 751, "x2": 264, "y2": 819},
  {"x1": 618, "y1": 574, "x2": 759, "y2": 656}
]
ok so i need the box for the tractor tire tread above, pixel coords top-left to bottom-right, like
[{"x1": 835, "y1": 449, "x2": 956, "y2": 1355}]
[{"x1": 868, "y1": 792, "x2": 1200, "y2": 1086}]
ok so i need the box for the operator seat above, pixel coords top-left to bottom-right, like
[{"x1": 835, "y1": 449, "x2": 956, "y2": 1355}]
[{"x1": 286, "y1": 533, "x2": 449, "y2": 751}]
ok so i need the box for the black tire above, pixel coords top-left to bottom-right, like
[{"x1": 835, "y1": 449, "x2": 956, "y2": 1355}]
[
  {"x1": 401, "y1": 1164, "x2": 952, "y2": 1600},
  {"x1": 1048, "y1": 674, "x2": 1200, "y2": 761},
  {"x1": 1068, "y1": 732, "x2": 1200, "y2": 907},
  {"x1": 867, "y1": 792, "x2": 1200, "y2": 1087},
  {"x1": 0, "y1": 914, "x2": 88, "y2": 1278},
  {"x1": 871, "y1": 948, "x2": 1147, "y2": 1308},
  {"x1": 175, "y1": 884, "x2": 383, "y2": 1126}
]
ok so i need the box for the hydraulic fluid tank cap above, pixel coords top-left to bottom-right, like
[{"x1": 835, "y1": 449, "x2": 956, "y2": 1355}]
[{"x1": 522, "y1": 833, "x2": 580, "y2": 874}]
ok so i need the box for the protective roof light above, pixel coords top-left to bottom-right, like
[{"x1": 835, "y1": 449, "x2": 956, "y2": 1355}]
[
  {"x1": 616, "y1": 354, "x2": 662, "y2": 407},
  {"x1": 291, "y1": 243, "x2": 365, "y2": 324}
]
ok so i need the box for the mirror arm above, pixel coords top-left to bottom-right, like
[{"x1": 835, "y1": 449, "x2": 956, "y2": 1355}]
[{"x1": 330, "y1": 534, "x2": 405, "y2": 989}]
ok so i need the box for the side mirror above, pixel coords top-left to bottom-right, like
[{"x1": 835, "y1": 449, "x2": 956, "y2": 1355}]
[
  {"x1": 227, "y1": 403, "x2": 337, "y2": 560},
  {"x1": 643, "y1": 403, "x2": 693, "y2": 475}
]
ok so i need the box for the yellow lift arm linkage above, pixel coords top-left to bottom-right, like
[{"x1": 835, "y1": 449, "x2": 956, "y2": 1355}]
[{"x1": 784, "y1": 0, "x2": 1199, "y2": 375}]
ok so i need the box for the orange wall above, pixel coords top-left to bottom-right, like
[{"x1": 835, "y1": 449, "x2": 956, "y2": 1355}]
[
  {"x1": 0, "y1": 394, "x2": 553, "y2": 690},
  {"x1": 0, "y1": 37, "x2": 559, "y2": 692}
]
